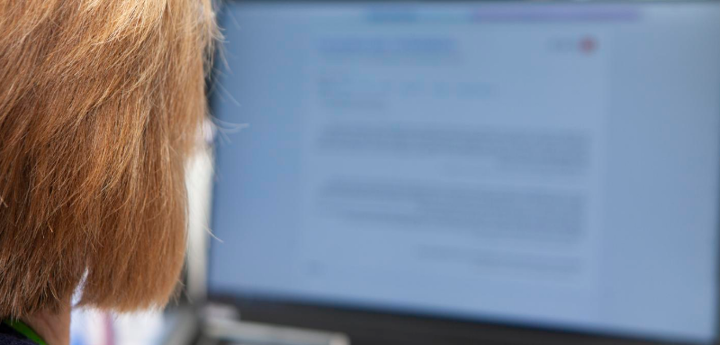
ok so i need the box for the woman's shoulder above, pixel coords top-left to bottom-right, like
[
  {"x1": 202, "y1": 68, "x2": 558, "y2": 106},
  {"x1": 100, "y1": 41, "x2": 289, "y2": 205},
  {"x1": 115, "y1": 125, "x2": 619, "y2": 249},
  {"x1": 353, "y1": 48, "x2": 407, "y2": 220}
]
[
  {"x1": 0, "y1": 323, "x2": 36, "y2": 345},
  {"x1": 0, "y1": 335, "x2": 34, "y2": 345}
]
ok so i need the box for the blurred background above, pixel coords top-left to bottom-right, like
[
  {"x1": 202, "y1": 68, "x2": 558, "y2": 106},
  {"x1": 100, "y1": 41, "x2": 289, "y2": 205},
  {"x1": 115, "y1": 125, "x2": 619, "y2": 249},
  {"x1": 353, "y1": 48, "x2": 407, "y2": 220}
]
[{"x1": 72, "y1": 1, "x2": 720, "y2": 344}]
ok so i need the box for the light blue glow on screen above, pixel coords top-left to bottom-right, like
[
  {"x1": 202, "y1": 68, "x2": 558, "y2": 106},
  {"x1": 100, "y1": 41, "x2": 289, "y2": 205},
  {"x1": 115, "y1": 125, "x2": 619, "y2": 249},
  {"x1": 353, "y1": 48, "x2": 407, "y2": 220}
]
[{"x1": 210, "y1": 2, "x2": 720, "y2": 343}]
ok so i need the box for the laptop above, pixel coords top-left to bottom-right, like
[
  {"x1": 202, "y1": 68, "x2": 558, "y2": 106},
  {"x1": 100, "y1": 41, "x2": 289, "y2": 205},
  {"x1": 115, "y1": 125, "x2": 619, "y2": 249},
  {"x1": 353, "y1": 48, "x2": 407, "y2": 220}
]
[{"x1": 201, "y1": 1, "x2": 720, "y2": 344}]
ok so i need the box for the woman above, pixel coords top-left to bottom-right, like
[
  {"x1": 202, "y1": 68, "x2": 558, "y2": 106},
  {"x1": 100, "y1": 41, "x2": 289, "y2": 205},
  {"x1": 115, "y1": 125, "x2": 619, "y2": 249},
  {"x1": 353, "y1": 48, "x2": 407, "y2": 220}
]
[{"x1": 0, "y1": 1, "x2": 217, "y2": 344}]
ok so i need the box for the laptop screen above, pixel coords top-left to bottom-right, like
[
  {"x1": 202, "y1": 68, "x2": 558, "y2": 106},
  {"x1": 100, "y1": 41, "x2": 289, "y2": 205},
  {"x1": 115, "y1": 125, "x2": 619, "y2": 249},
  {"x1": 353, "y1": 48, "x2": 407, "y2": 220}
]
[{"x1": 209, "y1": 2, "x2": 720, "y2": 343}]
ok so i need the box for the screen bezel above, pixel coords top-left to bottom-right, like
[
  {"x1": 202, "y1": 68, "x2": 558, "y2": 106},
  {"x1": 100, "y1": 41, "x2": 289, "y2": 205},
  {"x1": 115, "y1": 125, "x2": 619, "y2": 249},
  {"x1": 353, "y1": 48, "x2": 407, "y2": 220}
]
[{"x1": 207, "y1": 1, "x2": 720, "y2": 344}]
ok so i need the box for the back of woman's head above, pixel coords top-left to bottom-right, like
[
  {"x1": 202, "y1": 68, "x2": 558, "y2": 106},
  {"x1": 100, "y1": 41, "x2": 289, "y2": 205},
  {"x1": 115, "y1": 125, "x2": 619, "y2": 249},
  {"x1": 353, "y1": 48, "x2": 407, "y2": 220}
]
[{"x1": 0, "y1": 0, "x2": 217, "y2": 318}]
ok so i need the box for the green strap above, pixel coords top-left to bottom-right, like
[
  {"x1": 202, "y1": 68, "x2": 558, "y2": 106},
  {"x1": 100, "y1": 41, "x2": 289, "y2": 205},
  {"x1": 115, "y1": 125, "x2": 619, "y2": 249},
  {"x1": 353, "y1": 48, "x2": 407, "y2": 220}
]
[{"x1": 2, "y1": 320, "x2": 47, "y2": 345}]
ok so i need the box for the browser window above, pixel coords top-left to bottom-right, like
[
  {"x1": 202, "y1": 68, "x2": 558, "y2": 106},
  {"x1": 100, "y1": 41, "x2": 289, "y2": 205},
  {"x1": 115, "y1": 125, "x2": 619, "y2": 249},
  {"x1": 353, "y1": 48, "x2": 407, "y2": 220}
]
[{"x1": 210, "y1": 3, "x2": 720, "y2": 343}]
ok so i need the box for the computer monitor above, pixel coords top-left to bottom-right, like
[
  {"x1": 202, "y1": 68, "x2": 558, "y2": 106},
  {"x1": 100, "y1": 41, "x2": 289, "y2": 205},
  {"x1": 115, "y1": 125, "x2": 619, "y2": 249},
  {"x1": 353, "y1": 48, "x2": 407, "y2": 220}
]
[{"x1": 208, "y1": 1, "x2": 720, "y2": 344}]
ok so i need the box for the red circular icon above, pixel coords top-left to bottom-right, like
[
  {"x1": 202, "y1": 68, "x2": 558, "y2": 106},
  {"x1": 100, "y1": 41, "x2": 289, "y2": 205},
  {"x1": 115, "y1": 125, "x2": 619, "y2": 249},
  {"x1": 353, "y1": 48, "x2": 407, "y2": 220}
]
[{"x1": 580, "y1": 37, "x2": 597, "y2": 54}]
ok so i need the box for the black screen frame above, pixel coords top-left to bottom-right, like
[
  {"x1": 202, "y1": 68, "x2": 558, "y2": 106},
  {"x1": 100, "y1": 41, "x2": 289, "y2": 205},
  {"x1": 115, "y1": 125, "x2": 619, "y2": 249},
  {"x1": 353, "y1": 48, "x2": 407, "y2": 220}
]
[{"x1": 206, "y1": 1, "x2": 720, "y2": 344}]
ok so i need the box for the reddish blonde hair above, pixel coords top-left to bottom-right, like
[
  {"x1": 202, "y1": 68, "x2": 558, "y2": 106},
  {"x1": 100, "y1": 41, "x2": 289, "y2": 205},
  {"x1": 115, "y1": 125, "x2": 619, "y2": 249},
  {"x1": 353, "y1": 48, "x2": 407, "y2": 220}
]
[{"x1": 0, "y1": 0, "x2": 217, "y2": 318}]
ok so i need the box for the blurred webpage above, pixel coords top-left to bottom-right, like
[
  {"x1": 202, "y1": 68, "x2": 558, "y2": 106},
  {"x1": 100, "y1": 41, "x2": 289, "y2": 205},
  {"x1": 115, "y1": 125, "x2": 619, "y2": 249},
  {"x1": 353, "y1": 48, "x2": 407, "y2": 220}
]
[{"x1": 211, "y1": 3, "x2": 720, "y2": 344}]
